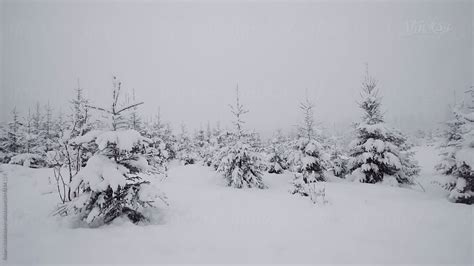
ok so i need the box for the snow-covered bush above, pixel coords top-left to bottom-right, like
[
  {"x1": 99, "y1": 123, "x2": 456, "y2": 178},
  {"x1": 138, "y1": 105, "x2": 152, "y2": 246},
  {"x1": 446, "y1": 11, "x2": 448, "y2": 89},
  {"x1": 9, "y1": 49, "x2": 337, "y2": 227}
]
[
  {"x1": 216, "y1": 85, "x2": 266, "y2": 189},
  {"x1": 55, "y1": 77, "x2": 167, "y2": 226},
  {"x1": 348, "y1": 69, "x2": 419, "y2": 185}
]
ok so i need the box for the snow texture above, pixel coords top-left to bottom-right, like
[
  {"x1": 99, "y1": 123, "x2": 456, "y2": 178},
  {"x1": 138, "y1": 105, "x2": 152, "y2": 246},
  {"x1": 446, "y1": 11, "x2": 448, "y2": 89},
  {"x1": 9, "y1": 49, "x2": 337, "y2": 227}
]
[{"x1": 3, "y1": 148, "x2": 473, "y2": 264}]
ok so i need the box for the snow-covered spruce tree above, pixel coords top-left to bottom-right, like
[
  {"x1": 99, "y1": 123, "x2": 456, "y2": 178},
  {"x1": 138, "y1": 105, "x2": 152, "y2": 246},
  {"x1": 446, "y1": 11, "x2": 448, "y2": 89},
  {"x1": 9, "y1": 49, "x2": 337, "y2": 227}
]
[
  {"x1": 437, "y1": 89, "x2": 474, "y2": 204},
  {"x1": 208, "y1": 123, "x2": 232, "y2": 169},
  {"x1": 176, "y1": 123, "x2": 199, "y2": 165},
  {"x1": 7, "y1": 107, "x2": 48, "y2": 168},
  {"x1": 29, "y1": 102, "x2": 47, "y2": 155},
  {"x1": 327, "y1": 139, "x2": 349, "y2": 178},
  {"x1": 210, "y1": 129, "x2": 233, "y2": 170},
  {"x1": 0, "y1": 124, "x2": 8, "y2": 163},
  {"x1": 141, "y1": 113, "x2": 171, "y2": 175},
  {"x1": 389, "y1": 128, "x2": 421, "y2": 182},
  {"x1": 69, "y1": 83, "x2": 96, "y2": 167},
  {"x1": 216, "y1": 85, "x2": 266, "y2": 189},
  {"x1": 266, "y1": 130, "x2": 289, "y2": 174},
  {"x1": 144, "y1": 109, "x2": 176, "y2": 162},
  {"x1": 2, "y1": 108, "x2": 23, "y2": 160},
  {"x1": 127, "y1": 89, "x2": 143, "y2": 133},
  {"x1": 55, "y1": 77, "x2": 166, "y2": 226},
  {"x1": 125, "y1": 92, "x2": 169, "y2": 174},
  {"x1": 348, "y1": 69, "x2": 419, "y2": 185},
  {"x1": 200, "y1": 122, "x2": 215, "y2": 167},
  {"x1": 436, "y1": 105, "x2": 465, "y2": 176},
  {"x1": 206, "y1": 121, "x2": 212, "y2": 143},
  {"x1": 194, "y1": 126, "x2": 207, "y2": 149},
  {"x1": 193, "y1": 125, "x2": 210, "y2": 161},
  {"x1": 43, "y1": 102, "x2": 58, "y2": 154},
  {"x1": 288, "y1": 96, "x2": 327, "y2": 199},
  {"x1": 23, "y1": 109, "x2": 34, "y2": 154},
  {"x1": 162, "y1": 123, "x2": 177, "y2": 160}
]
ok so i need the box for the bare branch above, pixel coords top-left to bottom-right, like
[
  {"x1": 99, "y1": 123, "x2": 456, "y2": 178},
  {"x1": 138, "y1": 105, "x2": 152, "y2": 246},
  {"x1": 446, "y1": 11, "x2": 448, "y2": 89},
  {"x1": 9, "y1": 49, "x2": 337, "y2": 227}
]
[
  {"x1": 116, "y1": 102, "x2": 145, "y2": 114},
  {"x1": 86, "y1": 105, "x2": 112, "y2": 114}
]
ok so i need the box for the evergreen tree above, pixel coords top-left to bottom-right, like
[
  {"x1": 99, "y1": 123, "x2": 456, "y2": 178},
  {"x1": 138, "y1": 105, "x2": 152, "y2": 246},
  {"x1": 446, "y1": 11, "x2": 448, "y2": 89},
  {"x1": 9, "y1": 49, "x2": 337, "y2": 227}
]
[
  {"x1": 32, "y1": 102, "x2": 42, "y2": 135},
  {"x1": 266, "y1": 130, "x2": 288, "y2": 174},
  {"x1": 204, "y1": 122, "x2": 227, "y2": 168},
  {"x1": 436, "y1": 105, "x2": 466, "y2": 176},
  {"x1": 328, "y1": 139, "x2": 349, "y2": 178},
  {"x1": 216, "y1": 85, "x2": 266, "y2": 189},
  {"x1": 43, "y1": 102, "x2": 57, "y2": 153},
  {"x1": 438, "y1": 89, "x2": 474, "y2": 204},
  {"x1": 127, "y1": 89, "x2": 143, "y2": 132},
  {"x1": 209, "y1": 127, "x2": 233, "y2": 170},
  {"x1": 7, "y1": 107, "x2": 47, "y2": 168},
  {"x1": 288, "y1": 95, "x2": 327, "y2": 197},
  {"x1": 141, "y1": 111, "x2": 172, "y2": 175},
  {"x1": 199, "y1": 122, "x2": 215, "y2": 167},
  {"x1": 145, "y1": 109, "x2": 176, "y2": 161},
  {"x1": 2, "y1": 108, "x2": 23, "y2": 156},
  {"x1": 176, "y1": 123, "x2": 198, "y2": 165},
  {"x1": 32, "y1": 102, "x2": 44, "y2": 152},
  {"x1": 55, "y1": 77, "x2": 166, "y2": 226},
  {"x1": 194, "y1": 125, "x2": 207, "y2": 150},
  {"x1": 0, "y1": 124, "x2": 8, "y2": 163},
  {"x1": 348, "y1": 67, "x2": 419, "y2": 185},
  {"x1": 70, "y1": 81, "x2": 92, "y2": 137},
  {"x1": 23, "y1": 108, "x2": 35, "y2": 154},
  {"x1": 206, "y1": 121, "x2": 212, "y2": 143}
]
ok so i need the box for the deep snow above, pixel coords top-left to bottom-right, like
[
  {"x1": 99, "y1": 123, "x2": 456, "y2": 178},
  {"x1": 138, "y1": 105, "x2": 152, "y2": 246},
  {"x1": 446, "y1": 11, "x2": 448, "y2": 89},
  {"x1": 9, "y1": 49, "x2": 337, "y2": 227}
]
[{"x1": 2, "y1": 145, "x2": 473, "y2": 264}]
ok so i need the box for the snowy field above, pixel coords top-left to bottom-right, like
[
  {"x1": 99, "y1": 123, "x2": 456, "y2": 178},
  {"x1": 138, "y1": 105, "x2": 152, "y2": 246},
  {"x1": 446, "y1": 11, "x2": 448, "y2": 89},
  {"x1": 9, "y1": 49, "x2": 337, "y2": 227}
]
[{"x1": 2, "y1": 145, "x2": 473, "y2": 264}]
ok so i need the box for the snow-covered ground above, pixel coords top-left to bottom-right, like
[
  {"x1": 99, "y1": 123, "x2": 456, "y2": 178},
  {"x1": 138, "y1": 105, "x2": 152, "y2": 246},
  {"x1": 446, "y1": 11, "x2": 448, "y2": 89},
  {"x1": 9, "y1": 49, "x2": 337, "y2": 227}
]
[{"x1": 2, "y1": 145, "x2": 473, "y2": 264}]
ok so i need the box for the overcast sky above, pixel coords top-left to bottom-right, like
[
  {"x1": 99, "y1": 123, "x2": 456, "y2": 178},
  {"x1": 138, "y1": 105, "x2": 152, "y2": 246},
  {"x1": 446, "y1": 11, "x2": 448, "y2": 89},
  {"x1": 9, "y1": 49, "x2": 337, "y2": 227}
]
[{"x1": 1, "y1": 0, "x2": 472, "y2": 136}]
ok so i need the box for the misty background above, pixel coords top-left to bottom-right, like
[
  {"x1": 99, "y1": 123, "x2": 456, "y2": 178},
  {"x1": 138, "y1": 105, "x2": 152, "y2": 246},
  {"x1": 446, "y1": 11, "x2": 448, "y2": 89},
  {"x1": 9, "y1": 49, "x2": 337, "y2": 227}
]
[{"x1": 1, "y1": 0, "x2": 472, "y2": 137}]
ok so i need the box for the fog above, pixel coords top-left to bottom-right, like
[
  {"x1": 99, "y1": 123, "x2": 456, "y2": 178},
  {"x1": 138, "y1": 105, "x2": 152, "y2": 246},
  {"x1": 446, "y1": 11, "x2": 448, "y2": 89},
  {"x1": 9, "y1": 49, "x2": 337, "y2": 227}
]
[{"x1": 1, "y1": 0, "x2": 472, "y2": 137}]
